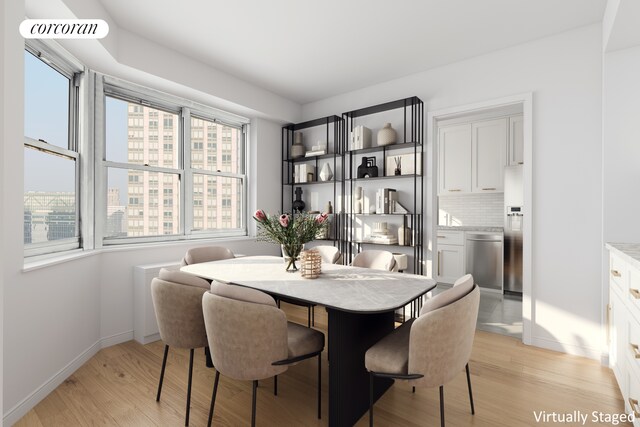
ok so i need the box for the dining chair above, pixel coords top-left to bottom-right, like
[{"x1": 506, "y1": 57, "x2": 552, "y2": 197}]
[
  {"x1": 352, "y1": 249, "x2": 397, "y2": 271},
  {"x1": 202, "y1": 281, "x2": 325, "y2": 427},
  {"x1": 180, "y1": 246, "x2": 235, "y2": 266},
  {"x1": 365, "y1": 275, "x2": 479, "y2": 427},
  {"x1": 151, "y1": 268, "x2": 211, "y2": 426},
  {"x1": 313, "y1": 245, "x2": 342, "y2": 264}
]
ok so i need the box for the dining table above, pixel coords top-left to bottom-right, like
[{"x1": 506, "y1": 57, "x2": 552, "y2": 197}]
[{"x1": 181, "y1": 255, "x2": 436, "y2": 427}]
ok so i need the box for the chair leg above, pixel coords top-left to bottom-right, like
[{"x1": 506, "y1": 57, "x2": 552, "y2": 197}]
[
  {"x1": 439, "y1": 385, "x2": 445, "y2": 427},
  {"x1": 369, "y1": 373, "x2": 374, "y2": 427},
  {"x1": 274, "y1": 375, "x2": 278, "y2": 396},
  {"x1": 185, "y1": 348, "x2": 194, "y2": 426},
  {"x1": 312, "y1": 306, "x2": 315, "y2": 326},
  {"x1": 307, "y1": 306, "x2": 311, "y2": 327},
  {"x1": 252, "y1": 380, "x2": 258, "y2": 427},
  {"x1": 412, "y1": 386, "x2": 415, "y2": 393},
  {"x1": 317, "y1": 354, "x2": 322, "y2": 419},
  {"x1": 156, "y1": 345, "x2": 169, "y2": 401},
  {"x1": 466, "y1": 363, "x2": 475, "y2": 415},
  {"x1": 207, "y1": 371, "x2": 220, "y2": 427}
]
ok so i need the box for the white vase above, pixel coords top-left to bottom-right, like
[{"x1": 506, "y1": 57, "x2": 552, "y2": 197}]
[
  {"x1": 377, "y1": 122, "x2": 397, "y2": 146},
  {"x1": 319, "y1": 163, "x2": 333, "y2": 181}
]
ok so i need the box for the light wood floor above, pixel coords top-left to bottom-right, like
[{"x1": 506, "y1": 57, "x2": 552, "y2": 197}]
[{"x1": 16, "y1": 304, "x2": 627, "y2": 426}]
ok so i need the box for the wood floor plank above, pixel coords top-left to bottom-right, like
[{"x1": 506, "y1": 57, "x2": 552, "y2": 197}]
[{"x1": 15, "y1": 307, "x2": 629, "y2": 426}]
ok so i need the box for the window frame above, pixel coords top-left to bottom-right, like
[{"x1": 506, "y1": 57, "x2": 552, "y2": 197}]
[
  {"x1": 23, "y1": 41, "x2": 84, "y2": 258},
  {"x1": 99, "y1": 78, "x2": 249, "y2": 246}
]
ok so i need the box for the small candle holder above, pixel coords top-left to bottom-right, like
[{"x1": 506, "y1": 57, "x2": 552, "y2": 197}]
[{"x1": 300, "y1": 250, "x2": 322, "y2": 279}]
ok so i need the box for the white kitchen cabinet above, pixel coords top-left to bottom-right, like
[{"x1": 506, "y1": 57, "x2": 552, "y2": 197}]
[
  {"x1": 438, "y1": 123, "x2": 471, "y2": 195},
  {"x1": 436, "y1": 231, "x2": 465, "y2": 284},
  {"x1": 472, "y1": 118, "x2": 508, "y2": 193},
  {"x1": 508, "y1": 114, "x2": 524, "y2": 166},
  {"x1": 606, "y1": 244, "x2": 640, "y2": 422}
]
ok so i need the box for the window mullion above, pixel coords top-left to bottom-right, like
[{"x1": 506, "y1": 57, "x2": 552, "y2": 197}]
[{"x1": 182, "y1": 108, "x2": 192, "y2": 236}]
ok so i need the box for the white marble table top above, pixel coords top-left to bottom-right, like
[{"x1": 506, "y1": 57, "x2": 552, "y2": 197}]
[
  {"x1": 181, "y1": 256, "x2": 436, "y2": 313},
  {"x1": 606, "y1": 243, "x2": 640, "y2": 272}
]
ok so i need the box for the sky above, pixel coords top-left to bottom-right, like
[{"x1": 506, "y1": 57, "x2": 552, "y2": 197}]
[{"x1": 24, "y1": 50, "x2": 129, "y2": 203}]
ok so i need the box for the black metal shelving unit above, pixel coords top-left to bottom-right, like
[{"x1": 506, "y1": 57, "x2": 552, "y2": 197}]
[
  {"x1": 281, "y1": 115, "x2": 344, "y2": 252},
  {"x1": 342, "y1": 96, "x2": 425, "y2": 274}
]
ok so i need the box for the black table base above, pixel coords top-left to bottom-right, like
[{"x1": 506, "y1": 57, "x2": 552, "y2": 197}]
[{"x1": 327, "y1": 309, "x2": 395, "y2": 426}]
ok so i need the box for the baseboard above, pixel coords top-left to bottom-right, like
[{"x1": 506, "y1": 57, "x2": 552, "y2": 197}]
[
  {"x1": 3, "y1": 330, "x2": 134, "y2": 425},
  {"x1": 531, "y1": 336, "x2": 601, "y2": 360}
]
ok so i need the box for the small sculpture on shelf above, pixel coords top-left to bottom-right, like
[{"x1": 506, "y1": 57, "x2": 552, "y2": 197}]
[
  {"x1": 292, "y1": 187, "x2": 305, "y2": 212},
  {"x1": 357, "y1": 157, "x2": 378, "y2": 178},
  {"x1": 319, "y1": 163, "x2": 333, "y2": 181}
]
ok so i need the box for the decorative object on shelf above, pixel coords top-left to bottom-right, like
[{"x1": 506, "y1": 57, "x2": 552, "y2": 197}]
[
  {"x1": 300, "y1": 250, "x2": 322, "y2": 279},
  {"x1": 325, "y1": 201, "x2": 333, "y2": 214},
  {"x1": 294, "y1": 164, "x2": 315, "y2": 183},
  {"x1": 386, "y1": 153, "x2": 422, "y2": 176},
  {"x1": 357, "y1": 157, "x2": 379, "y2": 178},
  {"x1": 292, "y1": 187, "x2": 306, "y2": 212},
  {"x1": 319, "y1": 163, "x2": 333, "y2": 181},
  {"x1": 398, "y1": 225, "x2": 412, "y2": 246},
  {"x1": 290, "y1": 132, "x2": 306, "y2": 159},
  {"x1": 306, "y1": 142, "x2": 327, "y2": 157},
  {"x1": 350, "y1": 125, "x2": 372, "y2": 150},
  {"x1": 366, "y1": 222, "x2": 398, "y2": 244},
  {"x1": 391, "y1": 201, "x2": 409, "y2": 214},
  {"x1": 375, "y1": 188, "x2": 397, "y2": 214},
  {"x1": 253, "y1": 209, "x2": 329, "y2": 272},
  {"x1": 354, "y1": 186, "x2": 363, "y2": 214},
  {"x1": 394, "y1": 156, "x2": 402, "y2": 175},
  {"x1": 377, "y1": 122, "x2": 397, "y2": 146}
]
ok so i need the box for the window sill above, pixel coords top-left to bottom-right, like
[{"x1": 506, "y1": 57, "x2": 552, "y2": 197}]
[{"x1": 22, "y1": 235, "x2": 257, "y2": 272}]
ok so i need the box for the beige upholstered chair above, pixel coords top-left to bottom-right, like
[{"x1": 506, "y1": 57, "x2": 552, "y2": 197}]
[
  {"x1": 365, "y1": 276, "x2": 480, "y2": 427},
  {"x1": 203, "y1": 282, "x2": 325, "y2": 426},
  {"x1": 352, "y1": 250, "x2": 397, "y2": 271},
  {"x1": 180, "y1": 246, "x2": 235, "y2": 266},
  {"x1": 151, "y1": 268, "x2": 211, "y2": 426},
  {"x1": 313, "y1": 245, "x2": 342, "y2": 264}
]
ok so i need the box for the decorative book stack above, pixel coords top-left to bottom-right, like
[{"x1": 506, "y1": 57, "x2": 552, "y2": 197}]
[{"x1": 366, "y1": 222, "x2": 398, "y2": 245}]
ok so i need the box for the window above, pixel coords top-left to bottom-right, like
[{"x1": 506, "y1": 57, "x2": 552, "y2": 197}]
[
  {"x1": 102, "y1": 85, "x2": 247, "y2": 244},
  {"x1": 24, "y1": 46, "x2": 82, "y2": 256}
]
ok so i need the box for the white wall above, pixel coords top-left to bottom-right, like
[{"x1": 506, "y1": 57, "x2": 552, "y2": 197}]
[{"x1": 303, "y1": 24, "x2": 604, "y2": 358}]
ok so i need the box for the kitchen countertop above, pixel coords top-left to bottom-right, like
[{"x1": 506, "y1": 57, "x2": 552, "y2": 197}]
[
  {"x1": 606, "y1": 242, "x2": 640, "y2": 271},
  {"x1": 438, "y1": 225, "x2": 504, "y2": 233}
]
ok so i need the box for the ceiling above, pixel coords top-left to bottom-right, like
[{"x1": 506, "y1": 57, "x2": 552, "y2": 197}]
[{"x1": 97, "y1": 0, "x2": 607, "y2": 105}]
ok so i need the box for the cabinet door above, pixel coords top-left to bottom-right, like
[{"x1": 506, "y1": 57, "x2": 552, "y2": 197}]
[
  {"x1": 438, "y1": 124, "x2": 471, "y2": 194},
  {"x1": 472, "y1": 118, "x2": 507, "y2": 193},
  {"x1": 509, "y1": 115, "x2": 524, "y2": 166},
  {"x1": 610, "y1": 289, "x2": 628, "y2": 390},
  {"x1": 436, "y1": 244, "x2": 465, "y2": 284}
]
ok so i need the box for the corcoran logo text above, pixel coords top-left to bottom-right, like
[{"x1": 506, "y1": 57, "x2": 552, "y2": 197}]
[{"x1": 20, "y1": 19, "x2": 109, "y2": 39}]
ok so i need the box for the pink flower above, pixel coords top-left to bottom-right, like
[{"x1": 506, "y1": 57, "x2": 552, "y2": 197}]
[
  {"x1": 316, "y1": 213, "x2": 329, "y2": 224},
  {"x1": 279, "y1": 214, "x2": 290, "y2": 227},
  {"x1": 254, "y1": 209, "x2": 267, "y2": 222}
]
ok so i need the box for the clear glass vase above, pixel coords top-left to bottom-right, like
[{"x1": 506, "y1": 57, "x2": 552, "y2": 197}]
[{"x1": 281, "y1": 243, "x2": 304, "y2": 272}]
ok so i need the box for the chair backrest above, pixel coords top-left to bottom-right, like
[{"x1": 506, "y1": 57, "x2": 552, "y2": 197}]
[
  {"x1": 202, "y1": 282, "x2": 288, "y2": 381},
  {"x1": 453, "y1": 273, "x2": 473, "y2": 288},
  {"x1": 150, "y1": 269, "x2": 210, "y2": 349},
  {"x1": 181, "y1": 246, "x2": 235, "y2": 266},
  {"x1": 352, "y1": 250, "x2": 397, "y2": 271},
  {"x1": 313, "y1": 245, "x2": 341, "y2": 264},
  {"x1": 408, "y1": 283, "x2": 480, "y2": 388}
]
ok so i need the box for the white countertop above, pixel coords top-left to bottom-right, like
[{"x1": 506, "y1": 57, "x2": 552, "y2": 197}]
[
  {"x1": 181, "y1": 255, "x2": 436, "y2": 313},
  {"x1": 438, "y1": 225, "x2": 504, "y2": 232},
  {"x1": 606, "y1": 243, "x2": 640, "y2": 271}
]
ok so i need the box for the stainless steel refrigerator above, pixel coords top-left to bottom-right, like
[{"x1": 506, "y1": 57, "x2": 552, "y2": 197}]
[{"x1": 503, "y1": 165, "x2": 523, "y2": 295}]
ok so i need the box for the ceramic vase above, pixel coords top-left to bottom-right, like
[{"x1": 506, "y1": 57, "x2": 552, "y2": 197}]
[
  {"x1": 319, "y1": 163, "x2": 333, "y2": 181},
  {"x1": 290, "y1": 132, "x2": 306, "y2": 159},
  {"x1": 377, "y1": 123, "x2": 397, "y2": 146}
]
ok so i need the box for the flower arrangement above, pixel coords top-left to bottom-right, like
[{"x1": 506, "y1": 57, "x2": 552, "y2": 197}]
[{"x1": 254, "y1": 210, "x2": 329, "y2": 271}]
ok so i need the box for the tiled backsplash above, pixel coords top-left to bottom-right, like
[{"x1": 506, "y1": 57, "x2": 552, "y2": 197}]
[{"x1": 438, "y1": 193, "x2": 504, "y2": 227}]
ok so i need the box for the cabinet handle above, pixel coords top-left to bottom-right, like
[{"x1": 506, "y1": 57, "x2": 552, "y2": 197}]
[
  {"x1": 631, "y1": 343, "x2": 640, "y2": 359},
  {"x1": 482, "y1": 188, "x2": 496, "y2": 191},
  {"x1": 437, "y1": 235, "x2": 446, "y2": 238},
  {"x1": 518, "y1": 162, "x2": 524, "y2": 165},
  {"x1": 448, "y1": 189, "x2": 462, "y2": 192},
  {"x1": 629, "y1": 398, "x2": 640, "y2": 418},
  {"x1": 437, "y1": 251, "x2": 441, "y2": 276},
  {"x1": 611, "y1": 269, "x2": 621, "y2": 277},
  {"x1": 630, "y1": 288, "x2": 640, "y2": 299}
]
